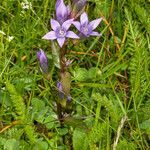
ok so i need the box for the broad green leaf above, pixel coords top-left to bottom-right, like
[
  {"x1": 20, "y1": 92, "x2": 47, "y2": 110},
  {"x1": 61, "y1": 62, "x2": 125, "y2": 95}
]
[
  {"x1": 44, "y1": 113, "x2": 58, "y2": 129},
  {"x1": 88, "y1": 67, "x2": 101, "y2": 79},
  {"x1": 32, "y1": 141, "x2": 48, "y2": 150},
  {"x1": 4, "y1": 139, "x2": 20, "y2": 150},
  {"x1": 31, "y1": 98, "x2": 48, "y2": 122},
  {"x1": 73, "y1": 68, "x2": 88, "y2": 81},
  {"x1": 51, "y1": 41, "x2": 60, "y2": 69},
  {"x1": 140, "y1": 119, "x2": 150, "y2": 133},
  {"x1": 64, "y1": 116, "x2": 88, "y2": 130},
  {"x1": 31, "y1": 98, "x2": 45, "y2": 112},
  {"x1": 73, "y1": 128, "x2": 89, "y2": 150},
  {"x1": 57, "y1": 128, "x2": 68, "y2": 136}
]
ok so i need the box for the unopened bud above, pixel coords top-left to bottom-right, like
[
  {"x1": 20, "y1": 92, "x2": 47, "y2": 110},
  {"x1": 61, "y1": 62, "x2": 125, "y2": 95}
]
[
  {"x1": 67, "y1": 94, "x2": 72, "y2": 103},
  {"x1": 64, "y1": 58, "x2": 73, "y2": 67},
  {"x1": 37, "y1": 49, "x2": 48, "y2": 74},
  {"x1": 71, "y1": 0, "x2": 87, "y2": 18},
  {"x1": 57, "y1": 82, "x2": 64, "y2": 99}
]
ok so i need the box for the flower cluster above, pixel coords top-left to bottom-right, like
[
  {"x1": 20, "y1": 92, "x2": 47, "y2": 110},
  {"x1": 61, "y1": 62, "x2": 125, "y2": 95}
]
[
  {"x1": 42, "y1": 0, "x2": 102, "y2": 47},
  {"x1": 37, "y1": 0, "x2": 103, "y2": 103}
]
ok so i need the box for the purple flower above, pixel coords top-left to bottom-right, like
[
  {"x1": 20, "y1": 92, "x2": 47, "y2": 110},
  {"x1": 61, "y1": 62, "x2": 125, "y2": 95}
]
[
  {"x1": 73, "y1": 12, "x2": 102, "y2": 37},
  {"x1": 37, "y1": 49, "x2": 48, "y2": 73},
  {"x1": 67, "y1": 94, "x2": 72, "y2": 103},
  {"x1": 71, "y1": 0, "x2": 87, "y2": 18},
  {"x1": 73, "y1": 0, "x2": 87, "y2": 11},
  {"x1": 56, "y1": 0, "x2": 71, "y2": 24},
  {"x1": 42, "y1": 18, "x2": 79, "y2": 47},
  {"x1": 57, "y1": 82, "x2": 64, "y2": 99}
]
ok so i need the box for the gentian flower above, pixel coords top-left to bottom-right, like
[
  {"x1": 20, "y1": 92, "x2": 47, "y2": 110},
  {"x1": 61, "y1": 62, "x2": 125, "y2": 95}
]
[
  {"x1": 73, "y1": 12, "x2": 102, "y2": 37},
  {"x1": 57, "y1": 82, "x2": 64, "y2": 99},
  {"x1": 71, "y1": 0, "x2": 87, "y2": 18},
  {"x1": 37, "y1": 49, "x2": 48, "y2": 73},
  {"x1": 56, "y1": 0, "x2": 71, "y2": 24},
  {"x1": 42, "y1": 19, "x2": 79, "y2": 47},
  {"x1": 73, "y1": 0, "x2": 87, "y2": 12}
]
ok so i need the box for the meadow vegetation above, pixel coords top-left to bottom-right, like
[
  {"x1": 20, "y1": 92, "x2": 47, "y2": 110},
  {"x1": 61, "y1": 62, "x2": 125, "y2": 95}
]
[{"x1": 0, "y1": 0, "x2": 150, "y2": 149}]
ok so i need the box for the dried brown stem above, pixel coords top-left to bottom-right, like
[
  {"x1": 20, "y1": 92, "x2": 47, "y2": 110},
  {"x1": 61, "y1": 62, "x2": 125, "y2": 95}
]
[{"x1": 100, "y1": 12, "x2": 120, "y2": 52}]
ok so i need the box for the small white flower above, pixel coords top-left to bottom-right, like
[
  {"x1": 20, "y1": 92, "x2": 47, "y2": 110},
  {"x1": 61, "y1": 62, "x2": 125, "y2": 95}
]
[
  {"x1": 21, "y1": 0, "x2": 32, "y2": 10},
  {"x1": 52, "y1": 114, "x2": 58, "y2": 119},
  {"x1": 7, "y1": 36, "x2": 14, "y2": 42},
  {"x1": 1, "y1": 87, "x2": 6, "y2": 90},
  {"x1": 0, "y1": 30, "x2": 6, "y2": 35}
]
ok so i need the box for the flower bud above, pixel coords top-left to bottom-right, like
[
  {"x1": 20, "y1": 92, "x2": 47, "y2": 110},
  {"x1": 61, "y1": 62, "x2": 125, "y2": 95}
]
[
  {"x1": 64, "y1": 58, "x2": 73, "y2": 68},
  {"x1": 57, "y1": 82, "x2": 64, "y2": 99},
  {"x1": 37, "y1": 49, "x2": 48, "y2": 74},
  {"x1": 67, "y1": 94, "x2": 72, "y2": 103},
  {"x1": 71, "y1": 0, "x2": 87, "y2": 19}
]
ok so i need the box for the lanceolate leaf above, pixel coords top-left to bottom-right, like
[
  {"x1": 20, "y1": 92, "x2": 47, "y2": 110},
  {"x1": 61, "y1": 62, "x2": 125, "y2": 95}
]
[{"x1": 51, "y1": 41, "x2": 60, "y2": 68}]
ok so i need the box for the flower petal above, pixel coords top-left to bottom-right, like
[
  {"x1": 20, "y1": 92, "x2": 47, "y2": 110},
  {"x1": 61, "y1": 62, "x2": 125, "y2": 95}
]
[
  {"x1": 89, "y1": 18, "x2": 102, "y2": 30},
  {"x1": 57, "y1": 37, "x2": 66, "y2": 47},
  {"x1": 67, "y1": 5, "x2": 71, "y2": 15},
  {"x1": 56, "y1": 0, "x2": 68, "y2": 23},
  {"x1": 42, "y1": 31, "x2": 57, "y2": 40},
  {"x1": 66, "y1": 31, "x2": 79, "y2": 39},
  {"x1": 56, "y1": 0, "x2": 61, "y2": 8},
  {"x1": 72, "y1": 21, "x2": 81, "y2": 31},
  {"x1": 37, "y1": 49, "x2": 47, "y2": 61},
  {"x1": 90, "y1": 31, "x2": 101, "y2": 36},
  {"x1": 80, "y1": 12, "x2": 88, "y2": 25},
  {"x1": 62, "y1": 19, "x2": 74, "y2": 31},
  {"x1": 50, "y1": 19, "x2": 60, "y2": 31}
]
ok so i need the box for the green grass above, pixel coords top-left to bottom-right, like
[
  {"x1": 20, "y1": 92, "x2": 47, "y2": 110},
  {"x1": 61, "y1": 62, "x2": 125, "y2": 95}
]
[{"x1": 0, "y1": 0, "x2": 150, "y2": 149}]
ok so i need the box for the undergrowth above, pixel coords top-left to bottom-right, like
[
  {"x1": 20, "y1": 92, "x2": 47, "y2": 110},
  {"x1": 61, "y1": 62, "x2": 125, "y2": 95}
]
[{"x1": 0, "y1": 0, "x2": 149, "y2": 149}]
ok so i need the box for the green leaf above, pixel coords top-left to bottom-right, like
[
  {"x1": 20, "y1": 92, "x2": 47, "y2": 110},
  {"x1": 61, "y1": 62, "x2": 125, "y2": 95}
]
[
  {"x1": 0, "y1": 137, "x2": 6, "y2": 148},
  {"x1": 32, "y1": 141, "x2": 48, "y2": 150},
  {"x1": 44, "y1": 113, "x2": 58, "y2": 129},
  {"x1": 88, "y1": 67, "x2": 101, "y2": 79},
  {"x1": 73, "y1": 128, "x2": 89, "y2": 150},
  {"x1": 139, "y1": 119, "x2": 150, "y2": 132},
  {"x1": 14, "y1": 76, "x2": 34, "y2": 92},
  {"x1": 31, "y1": 98, "x2": 45, "y2": 112},
  {"x1": 6, "y1": 82, "x2": 26, "y2": 119},
  {"x1": 64, "y1": 116, "x2": 88, "y2": 130},
  {"x1": 51, "y1": 41, "x2": 60, "y2": 69},
  {"x1": 116, "y1": 139, "x2": 137, "y2": 150},
  {"x1": 57, "y1": 128, "x2": 68, "y2": 136},
  {"x1": 73, "y1": 68, "x2": 88, "y2": 81},
  {"x1": 31, "y1": 98, "x2": 49, "y2": 122},
  {"x1": 4, "y1": 139, "x2": 20, "y2": 150}
]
